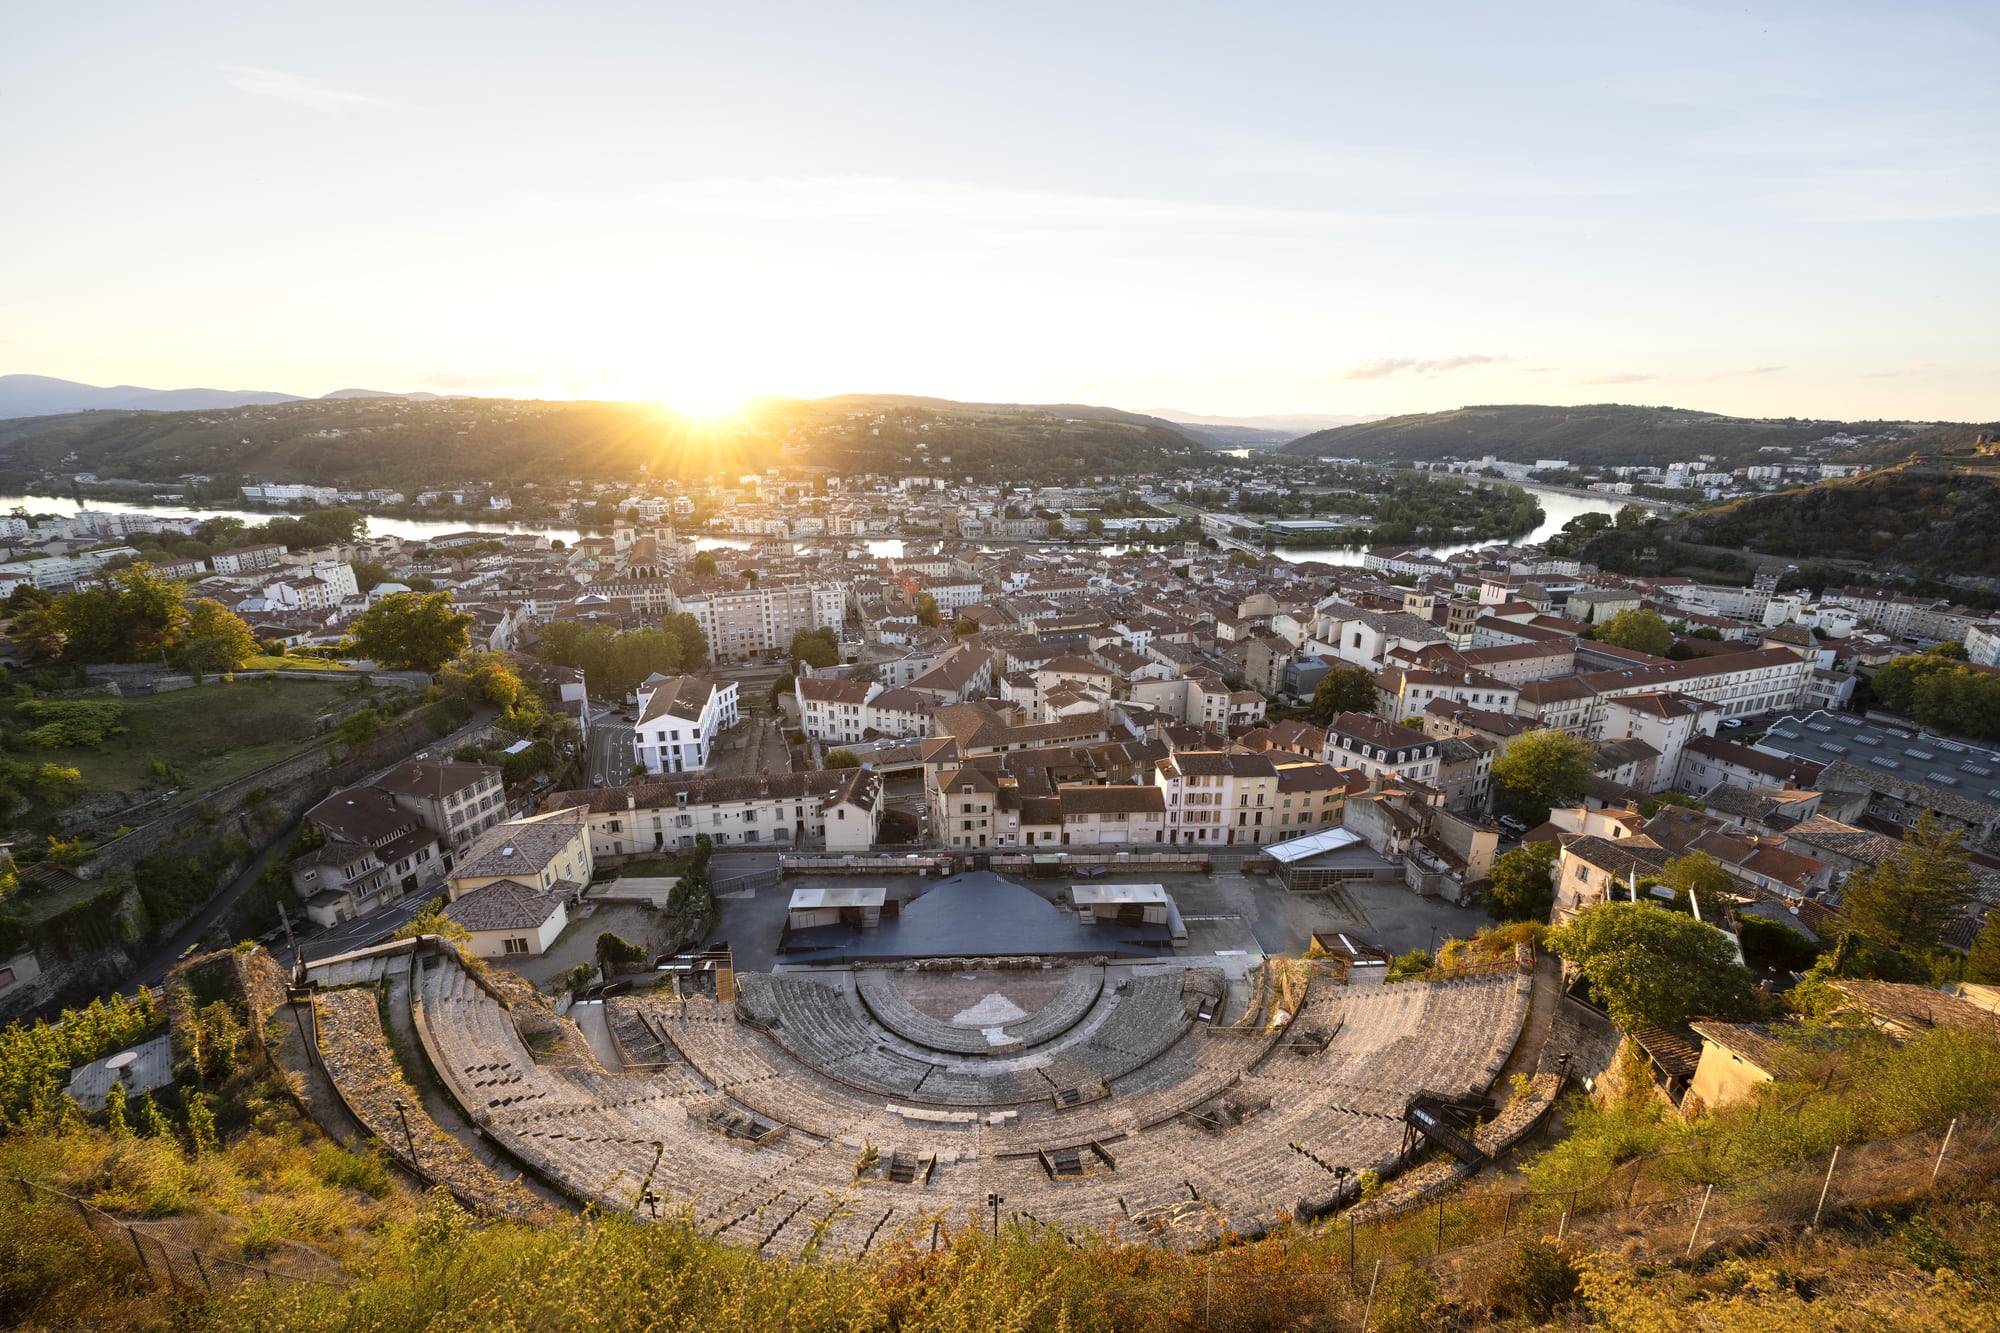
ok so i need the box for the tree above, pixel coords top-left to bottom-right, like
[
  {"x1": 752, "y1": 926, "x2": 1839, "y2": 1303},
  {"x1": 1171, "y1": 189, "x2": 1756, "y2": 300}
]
[
  {"x1": 195, "y1": 516, "x2": 248, "y2": 548},
  {"x1": 180, "y1": 598, "x2": 259, "y2": 674},
  {"x1": 1490, "y1": 729, "x2": 1591, "y2": 827},
  {"x1": 1841, "y1": 812, "x2": 1977, "y2": 952},
  {"x1": 1085, "y1": 515, "x2": 1106, "y2": 537},
  {"x1": 1595, "y1": 608, "x2": 1673, "y2": 656},
  {"x1": 52, "y1": 563, "x2": 190, "y2": 662},
  {"x1": 790, "y1": 627, "x2": 838, "y2": 670},
  {"x1": 915, "y1": 593, "x2": 941, "y2": 628},
  {"x1": 334, "y1": 708, "x2": 384, "y2": 753},
  {"x1": 690, "y1": 550, "x2": 718, "y2": 577},
  {"x1": 7, "y1": 603, "x2": 66, "y2": 663},
  {"x1": 951, "y1": 615, "x2": 979, "y2": 638},
  {"x1": 1309, "y1": 665, "x2": 1378, "y2": 723},
  {"x1": 1545, "y1": 901, "x2": 1760, "y2": 1030},
  {"x1": 102, "y1": 1077, "x2": 130, "y2": 1138},
  {"x1": 1966, "y1": 913, "x2": 2000, "y2": 985},
  {"x1": 1488, "y1": 841, "x2": 1558, "y2": 923},
  {"x1": 660, "y1": 611, "x2": 709, "y2": 670},
  {"x1": 823, "y1": 749, "x2": 861, "y2": 769},
  {"x1": 348, "y1": 592, "x2": 473, "y2": 671},
  {"x1": 1046, "y1": 517, "x2": 1065, "y2": 538},
  {"x1": 351, "y1": 559, "x2": 396, "y2": 594},
  {"x1": 395, "y1": 896, "x2": 471, "y2": 948},
  {"x1": 184, "y1": 1090, "x2": 217, "y2": 1156},
  {"x1": 1662, "y1": 851, "x2": 1736, "y2": 921}
]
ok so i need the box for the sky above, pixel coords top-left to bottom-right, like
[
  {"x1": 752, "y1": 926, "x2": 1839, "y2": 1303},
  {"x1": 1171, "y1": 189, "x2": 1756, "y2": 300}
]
[{"x1": 2, "y1": 1, "x2": 1996, "y2": 422}]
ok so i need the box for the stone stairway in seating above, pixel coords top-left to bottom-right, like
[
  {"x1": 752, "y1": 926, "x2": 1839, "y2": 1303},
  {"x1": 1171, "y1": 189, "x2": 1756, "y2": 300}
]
[{"x1": 404, "y1": 955, "x2": 1535, "y2": 1254}]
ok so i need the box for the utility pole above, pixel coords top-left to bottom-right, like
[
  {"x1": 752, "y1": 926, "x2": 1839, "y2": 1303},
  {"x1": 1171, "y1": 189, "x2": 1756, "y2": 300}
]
[
  {"x1": 394, "y1": 1099, "x2": 418, "y2": 1166},
  {"x1": 277, "y1": 900, "x2": 301, "y2": 985},
  {"x1": 633, "y1": 1141, "x2": 665, "y2": 1219}
]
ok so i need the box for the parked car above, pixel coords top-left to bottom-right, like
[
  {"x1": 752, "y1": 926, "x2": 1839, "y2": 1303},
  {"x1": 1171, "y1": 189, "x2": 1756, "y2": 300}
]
[
  {"x1": 1722, "y1": 719, "x2": 1743, "y2": 729},
  {"x1": 1497, "y1": 815, "x2": 1528, "y2": 835}
]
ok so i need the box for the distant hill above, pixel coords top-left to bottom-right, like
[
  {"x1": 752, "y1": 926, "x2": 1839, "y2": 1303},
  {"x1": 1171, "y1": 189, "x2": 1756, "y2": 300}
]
[
  {"x1": 322, "y1": 387, "x2": 446, "y2": 401},
  {"x1": 0, "y1": 393, "x2": 1210, "y2": 492},
  {"x1": 1282, "y1": 403, "x2": 1944, "y2": 467},
  {"x1": 0, "y1": 375, "x2": 304, "y2": 419},
  {"x1": 0, "y1": 376, "x2": 464, "y2": 420},
  {"x1": 1142, "y1": 408, "x2": 1377, "y2": 449}
]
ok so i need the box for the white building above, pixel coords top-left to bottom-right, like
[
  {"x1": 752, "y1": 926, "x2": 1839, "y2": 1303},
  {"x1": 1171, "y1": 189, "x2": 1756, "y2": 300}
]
[
  {"x1": 552, "y1": 768, "x2": 882, "y2": 853},
  {"x1": 1320, "y1": 713, "x2": 1441, "y2": 786},
  {"x1": 444, "y1": 880, "x2": 569, "y2": 958},
  {"x1": 633, "y1": 674, "x2": 740, "y2": 775},
  {"x1": 794, "y1": 677, "x2": 934, "y2": 745}
]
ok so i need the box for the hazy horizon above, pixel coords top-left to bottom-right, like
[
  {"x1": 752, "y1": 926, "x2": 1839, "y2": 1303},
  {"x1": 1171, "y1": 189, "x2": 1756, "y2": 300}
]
[{"x1": 4, "y1": 2, "x2": 1996, "y2": 422}]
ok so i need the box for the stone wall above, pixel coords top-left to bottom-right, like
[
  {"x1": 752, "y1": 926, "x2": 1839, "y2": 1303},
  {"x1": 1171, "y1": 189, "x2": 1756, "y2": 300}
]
[{"x1": 1, "y1": 709, "x2": 499, "y2": 1024}]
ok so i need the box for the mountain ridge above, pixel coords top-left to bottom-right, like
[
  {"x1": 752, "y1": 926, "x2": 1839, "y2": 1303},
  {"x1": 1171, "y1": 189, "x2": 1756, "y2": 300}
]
[
  {"x1": 1282, "y1": 402, "x2": 1952, "y2": 467},
  {"x1": 0, "y1": 375, "x2": 457, "y2": 420}
]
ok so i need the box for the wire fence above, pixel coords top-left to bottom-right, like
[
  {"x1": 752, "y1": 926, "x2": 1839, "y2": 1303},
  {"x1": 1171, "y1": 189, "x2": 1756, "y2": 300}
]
[
  {"x1": 8, "y1": 1107, "x2": 1995, "y2": 1319},
  {"x1": 1018, "y1": 1109, "x2": 2000, "y2": 1331},
  {"x1": 4, "y1": 1173, "x2": 352, "y2": 1294}
]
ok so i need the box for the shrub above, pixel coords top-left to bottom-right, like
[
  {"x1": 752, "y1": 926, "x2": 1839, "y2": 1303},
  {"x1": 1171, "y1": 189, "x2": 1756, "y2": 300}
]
[
  {"x1": 1486, "y1": 1237, "x2": 1581, "y2": 1319},
  {"x1": 1739, "y1": 913, "x2": 1822, "y2": 972},
  {"x1": 1384, "y1": 949, "x2": 1432, "y2": 983},
  {"x1": 310, "y1": 1144, "x2": 394, "y2": 1199},
  {"x1": 1372, "y1": 1265, "x2": 1441, "y2": 1333},
  {"x1": 236, "y1": 1203, "x2": 286, "y2": 1258}
]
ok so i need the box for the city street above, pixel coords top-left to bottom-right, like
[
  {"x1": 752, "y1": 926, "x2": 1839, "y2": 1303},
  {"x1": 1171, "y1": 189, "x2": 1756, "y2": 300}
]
[{"x1": 584, "y1": 705, "x2": 634, "y2": 787}]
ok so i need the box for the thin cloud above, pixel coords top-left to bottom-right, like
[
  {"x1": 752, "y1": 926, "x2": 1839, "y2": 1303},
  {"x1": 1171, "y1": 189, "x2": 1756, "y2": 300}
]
[
  {"x1": 222, "y1": 65, "x2": 384, "y2": 111},
  {"x1": 1325, "y1": 354, "x2": 1509, "y2": 383},
  {"x1": 1860, "y1": 365, "x2": 1931, "y2": 379},
  {"x1": 1582, "y1": 372, "x2": 1656, "y2": 385},
  {"x1": 635, "y1": 175, "x2": 1363, "y2": 230},
  {"x1": 1711, "y1": 365, "x2": 1786, "y2": 379}
]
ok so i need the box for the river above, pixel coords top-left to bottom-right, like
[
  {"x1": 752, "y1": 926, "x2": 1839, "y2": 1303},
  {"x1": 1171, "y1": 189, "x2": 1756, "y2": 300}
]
[
  {"x1": 1254, "y1": 483, "x2": 1636, "y2": 567},
  {"x1": 0, "y1": 482, "x2": 1632, "y2": 569}
]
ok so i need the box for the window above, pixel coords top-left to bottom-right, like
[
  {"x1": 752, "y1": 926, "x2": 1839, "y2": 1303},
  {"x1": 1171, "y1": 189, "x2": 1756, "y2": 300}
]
[{"x1": 503, "y1": 938, "x2": 530, "y2": 955}]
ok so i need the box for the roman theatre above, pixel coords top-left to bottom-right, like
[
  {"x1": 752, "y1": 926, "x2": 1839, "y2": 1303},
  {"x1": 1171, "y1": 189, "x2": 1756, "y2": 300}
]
[{"x1": 384, "y1": 871, "x2": 1537, "y2": 1255}]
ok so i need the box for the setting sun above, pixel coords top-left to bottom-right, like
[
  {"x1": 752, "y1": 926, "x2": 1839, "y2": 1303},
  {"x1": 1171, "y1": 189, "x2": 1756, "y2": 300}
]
[{"x1": 647, "y1": 383, "x2": 755, "y2": 422}]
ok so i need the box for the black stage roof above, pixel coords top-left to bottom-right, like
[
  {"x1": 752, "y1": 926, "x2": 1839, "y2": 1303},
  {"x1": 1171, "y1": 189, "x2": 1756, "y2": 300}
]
[{"x1": 778, "y1": 871, "x2": 1173, "y2": 963}]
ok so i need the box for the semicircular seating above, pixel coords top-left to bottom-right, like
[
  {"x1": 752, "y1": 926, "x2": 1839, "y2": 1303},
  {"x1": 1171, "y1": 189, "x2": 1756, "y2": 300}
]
[{"x1": 411, "y1": 950, "x2": 1535, "y2": 1257}]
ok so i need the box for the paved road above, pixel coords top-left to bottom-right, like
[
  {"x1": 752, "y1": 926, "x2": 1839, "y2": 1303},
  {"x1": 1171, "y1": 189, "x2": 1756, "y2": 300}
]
[
  {"x1": 132, "y1": 823, "x2": 303, "y2": 991},
  {"x1": 299, "y1": 892, "x2": 434, "y2": 964},
  {"x1": 585, "y1": 705, "x2": 634, "y2": 787}
]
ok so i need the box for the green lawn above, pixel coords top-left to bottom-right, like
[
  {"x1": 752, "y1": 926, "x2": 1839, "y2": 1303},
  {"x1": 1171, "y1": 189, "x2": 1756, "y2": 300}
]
[
  {"x1": 34, "y1": 677, "x2": 362, "y2": 803},
  {"x1": 615, "y1": 855, "x2": 693, "y2": 879}
]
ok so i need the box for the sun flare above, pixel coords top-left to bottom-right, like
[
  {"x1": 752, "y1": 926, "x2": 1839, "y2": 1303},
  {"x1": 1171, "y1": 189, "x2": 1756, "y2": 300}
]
[{"x1": 650, "y1": 384, "x2": 754, "y2": 422}]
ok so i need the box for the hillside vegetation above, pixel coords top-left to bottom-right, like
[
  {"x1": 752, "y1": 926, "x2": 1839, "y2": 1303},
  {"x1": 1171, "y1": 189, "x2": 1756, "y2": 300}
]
[
  {"x1": 0, "y1": 395, "x2": 1209, "y2": 493},
  {"x1": 1283, "y1": 403, "x2": 1940, "y2": 468},
  {"x1": 1674, "y1": 468, "x2": 2000, "y2": 578},
  {"x1": 4, "y1": 930, "x2": 1997, "y2": 1332}
]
